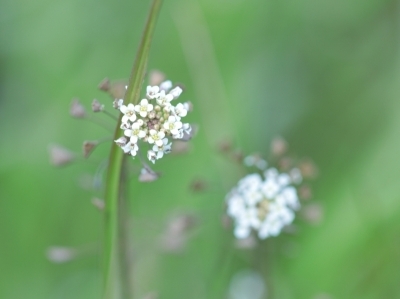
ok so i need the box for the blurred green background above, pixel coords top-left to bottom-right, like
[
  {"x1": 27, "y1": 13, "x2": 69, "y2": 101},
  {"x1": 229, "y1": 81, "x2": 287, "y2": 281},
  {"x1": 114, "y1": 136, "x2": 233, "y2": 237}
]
[{"x1": 1, "y1": 0, "x2": 400, "y2": 298}]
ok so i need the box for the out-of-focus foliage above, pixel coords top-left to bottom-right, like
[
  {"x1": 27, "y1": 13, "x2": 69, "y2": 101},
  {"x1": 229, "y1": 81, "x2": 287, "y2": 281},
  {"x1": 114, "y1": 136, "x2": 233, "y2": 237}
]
[{"x1": 1, "y1": 0, "x2": 400, "y2": 298}]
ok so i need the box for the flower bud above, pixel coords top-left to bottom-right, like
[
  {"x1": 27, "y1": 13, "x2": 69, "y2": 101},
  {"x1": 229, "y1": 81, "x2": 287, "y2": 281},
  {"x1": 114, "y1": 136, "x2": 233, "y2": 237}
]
[
  {"x1": 91, "y1": 99, "x2": 104, "y2": 112},
  {"x1": 98, "y1": 77, "x2": 110, "y2": 92},
  {"x1": 83, "y1": 140, "x2": 98, "y2": 158},
  {"x1": 48, "y1": 144, "x2": 75, "y2": 167},
  {"x1": 149, "y1": 70, "x2": 165, "y2": 86},
  {"x1": 70, "y1": 98, "x2": 86, "y2": 118}
]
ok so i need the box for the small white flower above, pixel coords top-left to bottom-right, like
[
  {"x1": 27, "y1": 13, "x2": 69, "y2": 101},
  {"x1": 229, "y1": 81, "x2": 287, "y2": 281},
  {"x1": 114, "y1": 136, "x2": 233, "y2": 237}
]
[
  {"x1": 227, "y1": 195, "x2": 246, "y2": 217},
  {"x1": 146, "y1": 85, "x2": 160, "y2": 99},
  {"x1": 255, "y1": 159, "x2": 267, "y2": 170},
  {"x1": 163, "y1": 116, "x2": 183, "y2": 135},
  {"x1": 244, "y1": 156, "x2": 255, "y2": 167},
  {"x1": 279, "y1": 187, "x2": 300, "y2": 209},
  {"x1": 156, "y1": 90, "x2": 173, "y2": 107},
  {"x1": 147, "y1": 129, "x2": 165, "y2": 147},
  {"x1": 238, "y1": 174, "x2": 262, "y2": 193},
  {"x1": 114, "y1": 137, "x2": 127, "y2": 147},
  {"x1": 261, "y1": 178, "x2": 280, "y2": 198},
  {"x1": 135, "y1": 99, "x2": 153, "y2": 117},
  {"x1": 173, "y1": 103, "x2": 187, "y2": 118},
  {"x1": 120, "y1": 103, "x2": 137, "y2": 123},
  {"x1": 124, "y1": 122, "x2": 146, "y2": 143},
  {"x1": 152, "y1": 138, "x2": 172, "y2": 159},
  {"x1": 172, "y1": 129, "x2": 184, "y2": 140},
  {"x1": 147, "y1": 150, "x2": 157, "y2": 164},
  {"x1": 113, "y1": 99, "x2": 124, "y2": 109},
  {"x1": 182, "y1": 123, "x2": 192, "y2": 134},
  {"x1": 169, "y1": 86, "x2": 183, "y2": 99},
  {"x1": 122, "y1": 141, "x2": 138, "y2": 157},
  {"x1": 159, "y1": 80, "x2": 172, "y2": 91},
  {"x1": 289, "y1": 168, "x2": 302, "y2": 184},
  {"x1": 242, "y1": 189, "x2": 263, "y2": 206},
  {"x1": 120, "y1": 122, "x2": 130, "y2": 130},
  {"x1": 234, "y1": 224, "x2": 251, "y2": 239}
]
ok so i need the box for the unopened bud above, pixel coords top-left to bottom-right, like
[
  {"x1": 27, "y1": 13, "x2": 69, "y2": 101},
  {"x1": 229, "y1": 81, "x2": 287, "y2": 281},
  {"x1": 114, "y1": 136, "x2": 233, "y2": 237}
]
[
  {"x1": 46, "y1": 246, "x2": 77, "y2": 263},
  {"x1": 91, "y1": 99, "x2": 104, "y2": 112},
  {"x1": 149, "y1": 70, "x2": 166, "y2": 86},
  {"x1": 271, "y1": 136, "x2": 287, "y2": 156},
  {"x1": 91, "y1": 197, "x2": 105, "y2": 211},
  {"x1": 83, "y1": 140, "x2": 98, "y2": 158},
  {"x1": 148, "y1": 111, "x2": 156, "y2": 119},
  {"x1": 70, "y1": 98, "x2": 86, "y2": 118},
  {"x1": 98, "y1": 77, "x2": 110, "y2": 92},
  {"x1": 172, "y1": 141, "x2": 190, "y2": 154},
  {"x1": 109, "y1": 81, "x2": 128, "y2": 99},
  {"x1": 218, "y1": 139, "x2": 233, "y2": 153},
  {"x1": 299, "y1": 159, "x2": 318, "y2": 179},
  {"x1": 139, "y1": 167, "x2": 160, "y2": 183},
  {"x1": 301, "y1": 203, "x2": 323, "y2": 225},
  {"x1": 235, "y1": 235, "x2": 257, "y2": 249},
  {"x1": 48, "y1": 144, "x2": 75, "y2": 167},
  {"x1": 189, "y1": 178, "x2": 207, "y2": 192}
]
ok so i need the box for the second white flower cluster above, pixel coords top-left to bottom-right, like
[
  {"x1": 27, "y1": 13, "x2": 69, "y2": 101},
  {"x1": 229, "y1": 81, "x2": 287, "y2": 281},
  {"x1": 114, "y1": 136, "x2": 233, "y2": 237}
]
[
  {"x1": 114, "y1": 80, "x2": 193, "y2": 163},
  {"x1": 226, "y1": 168, "x2": 301, "y2": 239}
]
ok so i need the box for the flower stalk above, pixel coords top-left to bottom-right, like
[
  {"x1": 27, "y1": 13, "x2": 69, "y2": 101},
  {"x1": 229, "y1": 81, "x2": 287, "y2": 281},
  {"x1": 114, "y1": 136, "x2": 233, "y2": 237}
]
[{"x1": 102, "y1": 0, "x2": 163, "y2": 298}]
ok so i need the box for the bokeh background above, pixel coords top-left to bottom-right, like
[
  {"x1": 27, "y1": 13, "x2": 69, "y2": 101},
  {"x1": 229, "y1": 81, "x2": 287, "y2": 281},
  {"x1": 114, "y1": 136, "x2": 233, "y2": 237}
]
[{"x1": 1, "y1": 0, "x2": 400, "y2": 298}]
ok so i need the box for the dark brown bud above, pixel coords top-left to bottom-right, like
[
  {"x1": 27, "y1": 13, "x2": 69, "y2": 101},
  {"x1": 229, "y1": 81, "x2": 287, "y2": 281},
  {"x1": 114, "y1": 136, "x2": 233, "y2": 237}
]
[
  {"x1": 83, "y1": 140, "x2": 98, "y2": 158},
  {"x1": 98, "y1": 77, "x2": 110, "y2": 92}
]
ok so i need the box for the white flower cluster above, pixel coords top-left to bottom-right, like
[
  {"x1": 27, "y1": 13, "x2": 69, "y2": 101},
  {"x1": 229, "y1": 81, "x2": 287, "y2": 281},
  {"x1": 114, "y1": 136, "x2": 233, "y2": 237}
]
[
  {"x1": 226, "y1": 168, "x2": 301, "y2": 239},
  {"x1": 114, "y1": 81, "x2": 192, "y2": 163}
]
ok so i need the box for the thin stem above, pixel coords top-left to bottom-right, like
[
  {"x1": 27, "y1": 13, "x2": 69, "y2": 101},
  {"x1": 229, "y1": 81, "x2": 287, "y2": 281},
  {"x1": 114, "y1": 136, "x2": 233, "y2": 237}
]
[
  {"x1": 103, "y1": 109, "x2": 119, "y2": 121},
  {"x1": 86, "y1": 115, "x2": 114, "y2": 132},
  {"x1": 102, "y1": 1, "x2": 163, "y2": 298}
]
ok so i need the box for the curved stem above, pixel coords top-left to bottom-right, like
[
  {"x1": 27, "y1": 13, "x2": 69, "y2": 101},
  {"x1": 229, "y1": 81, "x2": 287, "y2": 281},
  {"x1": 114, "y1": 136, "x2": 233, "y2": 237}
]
[{"x1": 102, "y1": 1, "x2": 163, "y2": 298}]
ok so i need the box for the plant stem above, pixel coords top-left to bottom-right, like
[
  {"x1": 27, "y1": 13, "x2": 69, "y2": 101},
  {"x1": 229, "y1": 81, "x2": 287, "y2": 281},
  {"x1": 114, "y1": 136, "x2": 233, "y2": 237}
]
[{"x1": 103, "y1": 1, "x2": 163, "y2": 298}]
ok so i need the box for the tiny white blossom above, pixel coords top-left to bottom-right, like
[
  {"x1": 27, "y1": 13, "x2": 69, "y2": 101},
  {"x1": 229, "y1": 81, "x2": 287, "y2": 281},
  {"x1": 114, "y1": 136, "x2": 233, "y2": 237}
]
[
  {"x1": 114, "y1": 137, "x2": 127, "y2": 147},
  {"x1": 147, "y1": 150, "x2": 157, "y2": 164},
  {"x1": 261, "y1": 178, "x2": 280, "y2": 198},
  {"x1": 159, "y1": 80, "x2": 172, "y2": 91},
  {"x1": 152, "y1": 138, "x2": 172, "y2": 159},
  {"x1": 124, "y1": 122, "x2": 146, "y2": 143},
  {"x1": 135, "y1": 99, "x2": 153, "y2": 117},
  {"x1": 169, "y1": 86, "x2": 183, "y2": 99},
  {"x1": 122, "y1": 141, "x2": 138, "y2": 157},
  {"x1": 148, "y1": 129, "x2": 165, "y2": 147},
  {"x1": 120, "y1": 122, "x2": 130, "y2": 130},
  {"x1": 173, "y1": 103, "x2": 187, "y2": 118},
  {"x1": 120, "y1": 103, "x2": 136, "y2": 123},
  {"x1": 289, "y1": 168, "x2": 303, "y2": 184},
  {"x1": 163, "y1": 116, "x2": 183, "y2": 135},
  {"x1": 146, "y1": 85, "x2": 160, "y2": 99},
  {"x1": 156, "y1": 90, "x2": 173, "y2": 107},
  {"x1": 113, "y1": 99, "x2": 123, "y2": 109}
]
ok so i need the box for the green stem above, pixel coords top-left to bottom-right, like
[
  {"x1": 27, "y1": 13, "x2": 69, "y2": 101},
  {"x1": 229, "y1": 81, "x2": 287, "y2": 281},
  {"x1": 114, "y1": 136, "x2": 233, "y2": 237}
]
[{"x1": 103, "y1": 1, "x2": 163, "y2": 298}]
